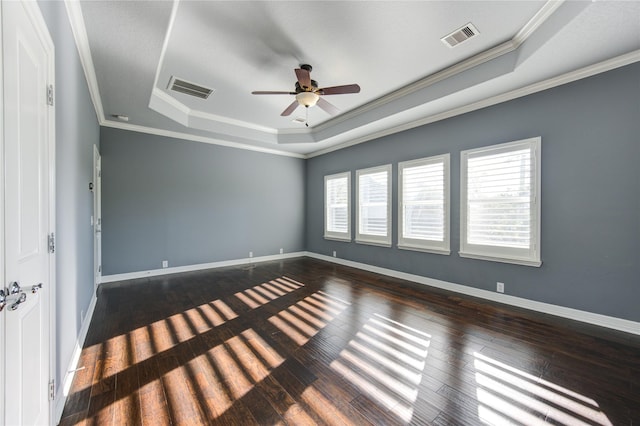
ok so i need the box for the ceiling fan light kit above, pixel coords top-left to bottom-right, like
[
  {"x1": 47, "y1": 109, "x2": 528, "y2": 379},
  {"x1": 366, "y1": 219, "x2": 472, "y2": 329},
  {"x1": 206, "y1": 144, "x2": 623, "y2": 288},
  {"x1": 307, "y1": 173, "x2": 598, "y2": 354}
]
[
  {"x1": 296, "y1": 91, "x2": 320, "y2": 108},
  {"x1": 252, "y1": 64, "x2": 361, "y2": 124}
]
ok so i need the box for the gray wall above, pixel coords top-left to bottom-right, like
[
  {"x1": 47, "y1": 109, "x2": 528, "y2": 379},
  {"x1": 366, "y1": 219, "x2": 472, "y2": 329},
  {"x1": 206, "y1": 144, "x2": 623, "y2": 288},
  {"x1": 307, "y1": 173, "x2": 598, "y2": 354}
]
[
  {"x1": 306, "y1": 63, "x2": 640, "y2": 322},
  {"x1": 100, "y1": 128, "x2": 306, "y2": 275},
  {"x1": 37, "y1": 1, "x2": 101, "y2": 392}
]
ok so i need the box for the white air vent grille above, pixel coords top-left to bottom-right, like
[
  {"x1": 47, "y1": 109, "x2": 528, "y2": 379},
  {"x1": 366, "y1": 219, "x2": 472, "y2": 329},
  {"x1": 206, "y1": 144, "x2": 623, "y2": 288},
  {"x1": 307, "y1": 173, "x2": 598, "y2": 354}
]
[
  {"x1": 441, "y1": 23, "x2": 479, "y2": 48},
  {"x1": 167, "y1": 76, "x2": 214, "y2": 99}
]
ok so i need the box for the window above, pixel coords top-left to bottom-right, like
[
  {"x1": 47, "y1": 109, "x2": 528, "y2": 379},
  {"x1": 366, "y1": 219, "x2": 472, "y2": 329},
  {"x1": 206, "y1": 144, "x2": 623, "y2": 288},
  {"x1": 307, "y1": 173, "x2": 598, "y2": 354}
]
[
  {"x1": 460, "y1": 137, "x2": 541, "y2": 266},
  {"x1": 356, "y1": 164, "x2": 392, "y2": 246},
  {"x1": 324, "y1": 172, "x2": 351, "y2": 241},
  {"x1": 398, "y1": 154, "x2": 450, "y2": 254}
]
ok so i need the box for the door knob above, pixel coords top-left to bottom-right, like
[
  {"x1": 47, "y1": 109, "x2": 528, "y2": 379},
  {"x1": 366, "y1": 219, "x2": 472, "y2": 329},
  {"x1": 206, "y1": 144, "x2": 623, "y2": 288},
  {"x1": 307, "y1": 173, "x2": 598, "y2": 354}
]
[
  {"x1": 9, "y1": 282, "x2": 21, "y2": 295},
  {"x1": 0, "y1": 288, "x2": 5, "y2": 312},
  {"x1": 9, "y1": 293, "x2": 27, "y2": 311}
]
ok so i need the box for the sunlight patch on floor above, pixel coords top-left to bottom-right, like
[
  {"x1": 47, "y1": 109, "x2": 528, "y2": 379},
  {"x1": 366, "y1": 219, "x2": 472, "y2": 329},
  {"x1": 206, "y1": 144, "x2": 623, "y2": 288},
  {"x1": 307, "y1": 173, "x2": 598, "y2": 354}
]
[
  {"x1": 473, "y1": 352, "x2": 612, "y2": 426},
  {"x1": 330, "y1": 314, "x2": 431, "y2": 423},
  {"x1": 268, "y1": 290, "x2": 350, "y2": 345},
  {"x1": 235, "y1": 276, "x2": 305, "y2": 309}
]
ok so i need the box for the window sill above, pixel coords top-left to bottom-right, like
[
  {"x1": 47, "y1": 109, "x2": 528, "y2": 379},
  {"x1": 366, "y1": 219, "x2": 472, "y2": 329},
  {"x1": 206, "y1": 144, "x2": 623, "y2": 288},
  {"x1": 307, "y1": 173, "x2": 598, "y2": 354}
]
[
  {"x1": 355, "y1": 238, "x2": 392, "y2": 248},
  {"x1": 398, "y1": 244, "x2": 450, "y2": 256},
  {"x1": 324, "y1": 235, "x2": 352, "y2": 243},
  {"x1": 459, "y1": 251, "x2": 542, "y2": 267}
]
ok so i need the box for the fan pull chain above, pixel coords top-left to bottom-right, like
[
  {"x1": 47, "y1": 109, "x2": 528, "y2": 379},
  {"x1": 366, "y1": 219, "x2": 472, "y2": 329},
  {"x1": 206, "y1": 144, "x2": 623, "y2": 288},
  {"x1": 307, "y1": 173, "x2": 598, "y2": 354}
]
[{"x1": 305, "y1": 106, "x2": 309, "y2": 127}]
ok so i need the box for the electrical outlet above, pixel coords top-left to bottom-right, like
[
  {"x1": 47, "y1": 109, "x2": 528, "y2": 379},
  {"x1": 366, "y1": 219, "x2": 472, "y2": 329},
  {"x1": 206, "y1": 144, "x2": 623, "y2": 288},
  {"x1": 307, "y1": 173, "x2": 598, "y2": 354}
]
[
  {"x1": 279, "y1": 248, "x2": 283, "y2": 254},
  {"x1": 497, "y1": 282, "x2": 504, "y2": 293},
  {"x1": 332, "y1": 251, "x2": 337, "y2": 257},
  {"x1": 249, "y1": 251, "x2": 253, "y2": 258},
  {"x1": 162, "y1": 260, "x2": 168, "y2": 268}
]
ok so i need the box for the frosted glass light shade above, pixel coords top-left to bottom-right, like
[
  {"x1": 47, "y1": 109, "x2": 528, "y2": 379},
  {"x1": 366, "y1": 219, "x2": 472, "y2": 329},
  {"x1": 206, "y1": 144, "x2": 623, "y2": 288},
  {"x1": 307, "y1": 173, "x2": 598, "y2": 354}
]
[{"x1": 296, "y1": 91, "x2": 319, "y2": 107}]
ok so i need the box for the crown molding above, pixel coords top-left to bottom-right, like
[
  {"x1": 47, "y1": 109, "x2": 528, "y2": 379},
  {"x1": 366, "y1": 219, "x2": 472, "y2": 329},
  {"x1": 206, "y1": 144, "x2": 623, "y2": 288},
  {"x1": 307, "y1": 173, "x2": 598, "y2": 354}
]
[
  {"x1": 149, "y1": 88, "x2": 278, "y2": 134},
  {"x1": 307, "y1": 50, "x2": 640, "y2": 158},
  {"x1": 512, "y1": 0, "x2": 564, "y2": 46},
  {"x1": 64, "y1": 0, "x2": 105, "y2": 124},
  {"x1": 101, "y1": 119, "x2": 305, "y2": 158},
  {"x1": 151, "y1": 0, "x2": 180, "y2": 97}
]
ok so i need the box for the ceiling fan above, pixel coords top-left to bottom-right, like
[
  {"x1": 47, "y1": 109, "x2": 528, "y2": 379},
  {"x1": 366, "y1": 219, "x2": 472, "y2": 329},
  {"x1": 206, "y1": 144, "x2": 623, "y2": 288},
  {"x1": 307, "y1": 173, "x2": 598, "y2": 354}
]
[{"x1": 251, "y1": 64, "x2": 360, "y2": 123}]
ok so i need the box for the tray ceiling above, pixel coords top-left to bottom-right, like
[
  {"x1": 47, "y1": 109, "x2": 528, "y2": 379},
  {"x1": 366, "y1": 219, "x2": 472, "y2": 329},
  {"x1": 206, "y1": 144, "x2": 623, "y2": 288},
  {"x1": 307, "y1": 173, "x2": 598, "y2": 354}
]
[{"x1": 70, "y1": 0, "x2": 640, "y2": 157}]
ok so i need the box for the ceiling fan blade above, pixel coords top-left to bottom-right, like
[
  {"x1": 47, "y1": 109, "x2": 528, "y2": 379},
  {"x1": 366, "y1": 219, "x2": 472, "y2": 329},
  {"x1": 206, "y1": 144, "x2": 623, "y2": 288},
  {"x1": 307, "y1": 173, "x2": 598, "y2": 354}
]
[
  {"x1": 295, "y1": 68, "x2": 312, "y2": 91},
  {"x1": 317, "y1": 97, "x2": 340, "y2": 116},
  {"x1": 280, "y1": 101, "x2": 299, "y2": 116},
  {"x1": 318, "y1": 84, "x2": 361, "y2": 95},
  {"x1": 252, "y1": 91, "x2": 296, "y2": 95}
]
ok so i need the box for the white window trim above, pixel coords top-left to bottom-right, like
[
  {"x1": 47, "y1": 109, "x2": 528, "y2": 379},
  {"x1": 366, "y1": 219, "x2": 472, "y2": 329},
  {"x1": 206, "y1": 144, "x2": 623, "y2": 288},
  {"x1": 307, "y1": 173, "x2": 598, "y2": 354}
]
[
  {"x1": 398, "y1": 154, "x2": 450, "y2": 255},
  {"x1": 324, "y1": 171, "x2": 351, "y2": 242},
  {"x1": 356, "y1": 164, "x2": 392, "y2": 247},
  {"x1": 460, "y1": 137, "x2": 542, "y2": 267}
]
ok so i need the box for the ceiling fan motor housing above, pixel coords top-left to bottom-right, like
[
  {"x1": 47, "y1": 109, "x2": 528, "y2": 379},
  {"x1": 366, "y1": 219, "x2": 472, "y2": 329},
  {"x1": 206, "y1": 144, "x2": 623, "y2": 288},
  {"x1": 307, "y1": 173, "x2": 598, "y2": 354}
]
[{"x1": 295, "y1": 80, "x2": 319, "y2": 93}]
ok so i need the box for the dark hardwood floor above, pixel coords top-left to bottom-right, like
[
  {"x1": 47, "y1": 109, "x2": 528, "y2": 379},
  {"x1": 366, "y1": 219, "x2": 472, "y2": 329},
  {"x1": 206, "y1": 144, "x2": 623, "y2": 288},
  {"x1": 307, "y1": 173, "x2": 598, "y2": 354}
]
[{"x1": 59, "y1": 257, "x2": 640, "y2": 425}]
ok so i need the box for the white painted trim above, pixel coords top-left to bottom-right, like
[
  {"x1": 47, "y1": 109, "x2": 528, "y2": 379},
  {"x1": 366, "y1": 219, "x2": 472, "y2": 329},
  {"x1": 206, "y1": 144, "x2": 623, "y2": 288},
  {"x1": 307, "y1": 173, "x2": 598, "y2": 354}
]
[
  {"x1": 307, "y1": 50, "x2": 640, "y2": 158},
  {"x1": 512, "y1": 0, "x2": 565, "y2": 46},
  {"x1": 397, "y1": 154, "x2": 450, "y2": 254},
  {"x1": 100, "y1": 120, "x2": 305, "y2": 159},
  {"x1": 150, "y1": 88, "x2": 279, "y2": 135},
  {"x1": 304, "y1": 252, "x2": 640, "y2": 336},
  {"x1": 189, "y1": 108, "x2": 277, "y2": 134},
  {"x1": 355, "y1": 164, "x2": 392, "y2": 247},
  {"x1": 324, "y1": 172, "x2": 352, "y2": 242},
  {"x1": 460, "y1": 137, "x2": 542, "y2": 267},
  {"x1": 93, "y1": 145, "x2": 101, "y2": 290},
  {"x1": 100, "y1": 252, "x2": 307, "y2": 283},
  {"x1": 0, "y1": 2, "x2": 5, "y2": 420},
  {"x1": 54, "y1": 292, "x2": 97, "y2": 424},
  {"x1": 64, "y1": 0, "x2": 105, "y2": 124},
  {"x1": 151, "y1": 0, "x2": 180, "y2": 95}
]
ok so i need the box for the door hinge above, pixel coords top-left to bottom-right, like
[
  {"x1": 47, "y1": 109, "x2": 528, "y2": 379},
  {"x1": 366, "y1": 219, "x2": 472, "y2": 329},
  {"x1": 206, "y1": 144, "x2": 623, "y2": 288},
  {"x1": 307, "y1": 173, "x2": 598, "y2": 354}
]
[
  {"x1": 48, "y1": 380, "x2": 55, "y2": 401},
  {"x1": 48, "y1": 233, "x2": 55, "y2": 254},
  {"x1": 47, "y1": 84, "x2": 54, "y2": 106}
]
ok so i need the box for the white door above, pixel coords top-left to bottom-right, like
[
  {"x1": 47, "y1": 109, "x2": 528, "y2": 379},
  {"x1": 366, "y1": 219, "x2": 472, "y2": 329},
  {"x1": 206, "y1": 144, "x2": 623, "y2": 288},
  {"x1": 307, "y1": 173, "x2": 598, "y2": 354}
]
[
  {"x1": 93, "y1": 146, "x2": 102, "y2": 288},
  {"x1": 2, "y1": 1, "x2": 55, "y2": 425}
]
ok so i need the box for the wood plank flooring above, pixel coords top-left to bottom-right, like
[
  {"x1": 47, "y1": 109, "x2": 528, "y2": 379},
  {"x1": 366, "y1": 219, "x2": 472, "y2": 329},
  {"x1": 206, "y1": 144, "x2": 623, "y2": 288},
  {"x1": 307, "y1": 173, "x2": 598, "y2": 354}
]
[{"x1": 59, "y1": 257, "x2": 640, "y2": 425}]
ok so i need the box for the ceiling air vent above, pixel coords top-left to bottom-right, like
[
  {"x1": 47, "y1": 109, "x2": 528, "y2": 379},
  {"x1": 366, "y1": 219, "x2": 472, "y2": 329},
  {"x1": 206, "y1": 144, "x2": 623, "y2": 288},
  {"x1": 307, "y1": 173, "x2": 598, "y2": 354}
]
[
  {"x1": 167, "y1": 76, "x2": 214, "y2": 99},
  {"x1": 441, "y1": 23, "x2": 479, "y2": 48}
]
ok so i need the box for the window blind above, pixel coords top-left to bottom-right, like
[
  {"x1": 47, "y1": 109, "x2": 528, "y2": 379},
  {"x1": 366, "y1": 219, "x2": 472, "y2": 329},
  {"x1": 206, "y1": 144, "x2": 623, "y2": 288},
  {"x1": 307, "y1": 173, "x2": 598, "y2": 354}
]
[
  {"x1": 460, "y1": 137, "x2": 541, "y2": 267},
  {"x1": 326, "y1": 176, "x2": 349, "y2": 234},
  {"x1": 467, "y1": 148, "x2": 531, "y2": 248},
  {"x1": 356, "y1": 165, "x2": 391, "y2": 246},
  {"x1": 324, "y1": 172, "x2": 351, "y2": 241},
  {"x1": 402, "y1": 161, "x2": 445, "y2": 241}
]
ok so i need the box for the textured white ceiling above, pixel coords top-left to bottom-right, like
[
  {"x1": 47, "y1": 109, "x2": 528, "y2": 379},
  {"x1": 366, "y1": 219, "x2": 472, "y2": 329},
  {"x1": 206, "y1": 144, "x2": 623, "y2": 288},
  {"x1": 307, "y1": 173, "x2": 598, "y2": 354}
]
[{"x1": 76, "y1": 0, "x2": 640, "y2": 156}]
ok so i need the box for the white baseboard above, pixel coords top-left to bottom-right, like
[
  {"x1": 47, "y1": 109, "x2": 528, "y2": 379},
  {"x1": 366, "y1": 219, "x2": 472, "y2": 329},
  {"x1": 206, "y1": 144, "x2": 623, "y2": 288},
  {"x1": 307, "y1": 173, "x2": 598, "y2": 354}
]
[
  {"x1": 98, "y1": 250, "x2": 639, "y2": 335},
  {"x1": 100, "y1": 252, "x2": 307, "y2": 283},
  {"x1": 54, "y1": 291, "x2": 98, "y2": 424},
  {"x1": 305, "y1": 252, "x2": 640, "y2": 336}
]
